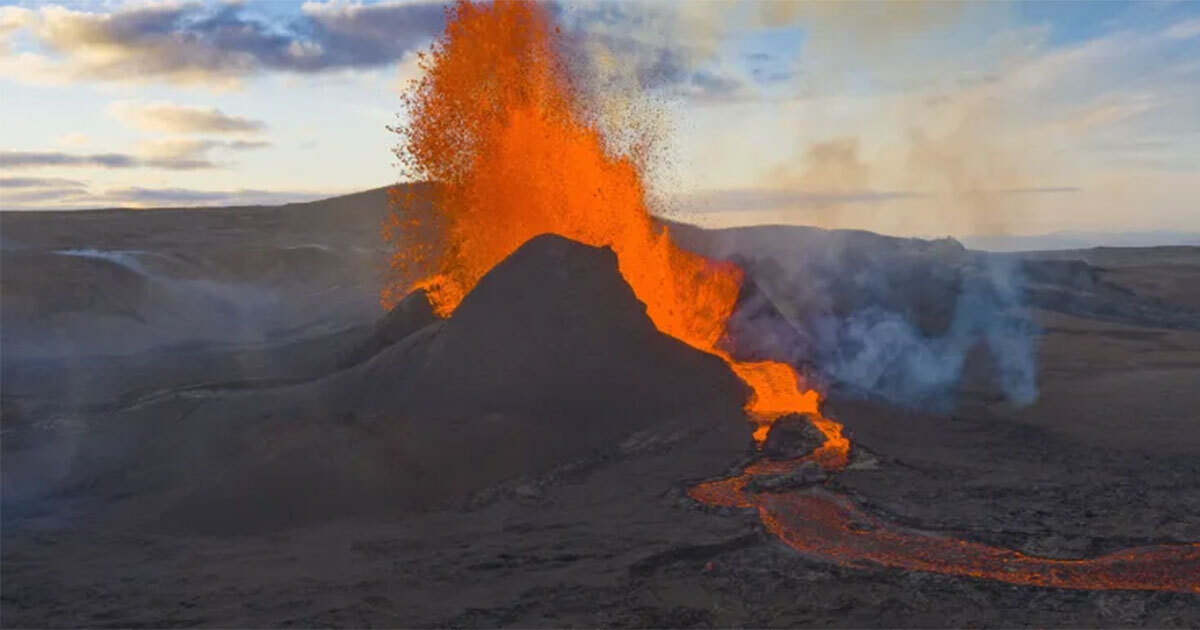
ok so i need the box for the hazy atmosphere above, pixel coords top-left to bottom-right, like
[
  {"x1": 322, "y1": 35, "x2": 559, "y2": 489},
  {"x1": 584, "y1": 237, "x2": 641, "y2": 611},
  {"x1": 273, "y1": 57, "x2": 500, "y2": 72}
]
[{"x1": 2, "y1": 0, "x2": 1198, "y2": 240}]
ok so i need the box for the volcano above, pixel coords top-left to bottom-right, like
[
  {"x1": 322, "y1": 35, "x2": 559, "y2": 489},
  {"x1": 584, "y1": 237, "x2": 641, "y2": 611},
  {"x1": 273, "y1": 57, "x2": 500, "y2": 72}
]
[
  {"x1": 44, "y1": 232, "x2": 749, "y2": 537},
  {"x1": 360, "y1": 233, "x2": 745, "y2": 420}
]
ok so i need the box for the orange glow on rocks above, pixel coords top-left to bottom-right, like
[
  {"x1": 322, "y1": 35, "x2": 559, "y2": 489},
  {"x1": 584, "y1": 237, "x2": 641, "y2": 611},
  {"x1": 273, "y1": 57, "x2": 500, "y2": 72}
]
[{"x1": 728, "y1": 360, "x2": 848, "y2": 467}]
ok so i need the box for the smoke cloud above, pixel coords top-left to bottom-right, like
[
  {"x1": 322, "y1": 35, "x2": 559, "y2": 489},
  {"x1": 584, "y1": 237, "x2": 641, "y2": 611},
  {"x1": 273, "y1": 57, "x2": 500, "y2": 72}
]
[{"x1": 683, "y1": 224, "x2": 1039, "y2": 408}]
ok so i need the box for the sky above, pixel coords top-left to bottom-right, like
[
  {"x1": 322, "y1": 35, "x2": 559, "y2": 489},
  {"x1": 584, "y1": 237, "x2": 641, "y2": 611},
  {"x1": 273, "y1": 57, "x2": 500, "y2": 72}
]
[{"x1": 0, "y1": 0, "x2": 1197, "y2": 238}]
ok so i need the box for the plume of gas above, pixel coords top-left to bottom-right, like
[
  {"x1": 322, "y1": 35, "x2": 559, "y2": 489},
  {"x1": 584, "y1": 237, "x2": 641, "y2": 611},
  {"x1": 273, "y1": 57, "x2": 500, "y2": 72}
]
[
  {"x1": 703, "y1": 225, "x2": 1038, "y2": 408},
  {"x1": 736, "y1": 1, "x2": 1056, "y2": 238}
]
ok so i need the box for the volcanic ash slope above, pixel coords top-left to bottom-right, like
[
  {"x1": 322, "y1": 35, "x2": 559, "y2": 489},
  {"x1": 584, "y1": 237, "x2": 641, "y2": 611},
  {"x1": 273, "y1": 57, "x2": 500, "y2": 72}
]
[{"x1": 63, "y1": 233, "x2": 749, "y2": 535}]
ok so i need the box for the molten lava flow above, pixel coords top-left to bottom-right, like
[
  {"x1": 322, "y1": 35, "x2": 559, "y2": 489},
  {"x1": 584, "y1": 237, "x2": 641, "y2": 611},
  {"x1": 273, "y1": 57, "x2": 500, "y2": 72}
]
[
  {"x1": 728, "y1": 360, "x2": 848, "y2": 467},
  {"x1": 384, "y1": 0, "x2": 1195, "y2": 593},
  {"x1": 384, "y1": 0, "x2": 842, "y2": 458},
  {"x1": 690, "y1": 473, "x2": 1200, "y2": 593}
]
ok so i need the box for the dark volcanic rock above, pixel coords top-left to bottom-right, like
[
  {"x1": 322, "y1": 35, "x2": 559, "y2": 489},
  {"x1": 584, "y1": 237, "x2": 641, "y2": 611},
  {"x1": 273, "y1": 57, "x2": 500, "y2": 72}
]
[
  {"x1": 745, "y1": 460, "x2": 827, "y2": 493},
  {"x1": 339, "y1": 288, "x2": 437, "y2": 367},
  {"x1": 762, "y1": 413, "x2": 826, "y2": 460},
  {"x1": 1020, "y1": 257, "x2": 1200, "y2": 330},
  {"x1": 396, "y1": 233, "x2": 747, "y2": 419}
]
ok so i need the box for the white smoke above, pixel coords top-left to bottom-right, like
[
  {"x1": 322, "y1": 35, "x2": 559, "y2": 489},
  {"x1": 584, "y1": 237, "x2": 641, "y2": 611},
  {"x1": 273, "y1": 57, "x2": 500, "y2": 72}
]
[{"x1": 687, "y1": 224, "x2": 1039, "y2": 408}]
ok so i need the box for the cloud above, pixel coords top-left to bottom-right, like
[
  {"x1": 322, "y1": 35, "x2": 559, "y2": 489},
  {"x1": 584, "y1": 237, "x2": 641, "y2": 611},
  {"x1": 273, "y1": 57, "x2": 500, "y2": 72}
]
[
  {"x1": 0, "y1": 174, "x2": 91, "y2": 205},
  {"x1": 1, "y1": 185, "x2": 333, "y2": 210},
  {"x1": 686, "y1": 188, "x2": 921, "y2": 213},
  {"x1": 2, "y1": 137, "x2": 269, "y2": 172},
  {"x1": 544, "y1": 2, "x2": 764, "y2": 170},
  {"x1": 1163, "y1": 18, "x2": 1200, "y2": 40},
  {"x1": 0, "y1": 1, "x2": 446, "y2": 86},
  {"x1": 997, "y1": 187, "x2": 1080, "y2": 195},
  {"x1": 0, "y1": 176, "x2": 86, "y2": 188},
  {"x1": 109, "y1": 101, "x2": 266, "y2": 134},
  {"x1": 3, "y1": 2, "x2": 757, "y2": 101},
  {"x1": 686, "y1": 185, "x2": 1078, "y2": 213},
  {"x1": 134, "y1": 138, "x2": 217, "y2": 161},
  {"x1": 0, "y1": 6, "x2": 29, "y2": 55},
  {"x1": 676, "y1": 3, "x2": 1200, "y2": 236},
  {"x1": 227, "y1": 139, "x2": 271, "y2": 151},
  {"x1": 132, "y1": 137, "x2": 270, "y2": 161},
  {"x1": 0, "y1": 150, "x2": 214, "y2": 170},
  {"x1": 1, "y1": 151, "x2": 138, "y2": 169},
  {"x1": 104, "y1": 186, "x2": 321, "y2": 206},
  {"x1": 558, "y1": 2, "x2": 748, "y2": 97},
  {"x1": 683, "y1": 66, "x2": 757, "y2": 103},
  {"x1": 0, "y1": 187, "x2": 92, "y2": 205}
]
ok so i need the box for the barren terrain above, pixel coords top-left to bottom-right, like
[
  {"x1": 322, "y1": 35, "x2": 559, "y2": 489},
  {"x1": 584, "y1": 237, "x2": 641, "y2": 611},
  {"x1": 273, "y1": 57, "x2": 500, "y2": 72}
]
[{"x1": 2, "y1": 189, "x2": 1198, "y2": 627}]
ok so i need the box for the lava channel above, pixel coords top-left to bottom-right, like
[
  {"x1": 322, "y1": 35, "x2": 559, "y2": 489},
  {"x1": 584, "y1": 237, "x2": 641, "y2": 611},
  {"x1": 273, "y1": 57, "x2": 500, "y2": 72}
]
[{"x1": 689, "y1": 462, "x2": 1200, "y2": 593}]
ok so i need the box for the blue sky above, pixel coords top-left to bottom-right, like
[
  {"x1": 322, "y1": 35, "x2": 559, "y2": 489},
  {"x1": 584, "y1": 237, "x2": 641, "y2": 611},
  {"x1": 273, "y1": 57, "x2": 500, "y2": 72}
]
[{"x1": 0, "y1": 0, "x2": 1197, "y2": 238}]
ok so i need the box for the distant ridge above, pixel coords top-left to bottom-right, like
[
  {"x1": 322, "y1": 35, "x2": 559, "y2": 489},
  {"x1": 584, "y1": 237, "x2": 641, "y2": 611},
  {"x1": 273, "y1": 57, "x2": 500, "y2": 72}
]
[
  {"x1": 0, "y1": 185, "x2": 396, "y2": 217},
  {"x1": 959, "y1": 230, "x2": 1200, "y2": 252},
  {"x1": 7, "y1": 184, "x2": 1196, "y2": 254}
]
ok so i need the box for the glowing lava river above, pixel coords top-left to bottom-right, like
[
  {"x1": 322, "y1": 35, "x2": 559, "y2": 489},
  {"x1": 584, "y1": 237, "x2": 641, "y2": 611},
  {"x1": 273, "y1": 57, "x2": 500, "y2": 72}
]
[
  {"x1": 691, "y1": 459, "x2": 1200, "y2": 593},
  {"x1": 388, "y1": 0, "x2": 1200, "y2": 595}
]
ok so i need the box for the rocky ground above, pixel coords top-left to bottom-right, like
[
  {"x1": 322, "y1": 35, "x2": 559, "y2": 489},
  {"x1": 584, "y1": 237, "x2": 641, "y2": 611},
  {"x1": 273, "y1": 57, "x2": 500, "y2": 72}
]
[{"x1": 2, "y1": 190, "x2": 1198, "y2": 627}]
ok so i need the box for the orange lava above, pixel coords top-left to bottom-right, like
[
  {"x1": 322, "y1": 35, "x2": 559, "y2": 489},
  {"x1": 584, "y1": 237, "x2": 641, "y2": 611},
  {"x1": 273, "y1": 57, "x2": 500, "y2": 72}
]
[
  {"x1": 690, "y1": 472, "x2": 1200, "y2": 593},
  {"x1": 728, "y1": 360, "x2": 848, "y2": 467},
  {"x1": 384, "y1": 0, "x2": 1194, "y2": 594},
  {"x1": 384, "y1": 0, "x2": 843, "y2": 460}
]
